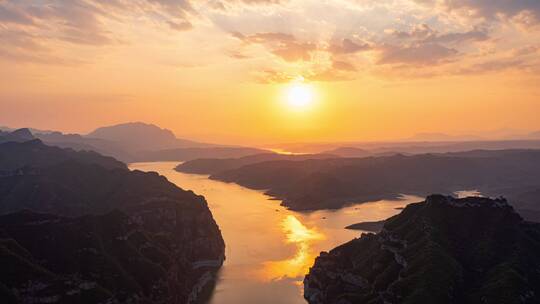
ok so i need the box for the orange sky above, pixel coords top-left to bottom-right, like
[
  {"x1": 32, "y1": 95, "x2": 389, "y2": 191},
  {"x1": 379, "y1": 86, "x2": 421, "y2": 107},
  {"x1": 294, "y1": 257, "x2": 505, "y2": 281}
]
[{"x1": 1, "y1": 0, "x2": 540, "y2": 145}]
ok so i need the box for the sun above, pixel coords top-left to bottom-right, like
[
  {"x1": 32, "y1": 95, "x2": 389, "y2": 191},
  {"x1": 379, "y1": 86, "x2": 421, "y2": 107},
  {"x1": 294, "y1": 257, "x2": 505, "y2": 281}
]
[{"x1": 285, "y1": 83, "x2": 315, "y2": 110}]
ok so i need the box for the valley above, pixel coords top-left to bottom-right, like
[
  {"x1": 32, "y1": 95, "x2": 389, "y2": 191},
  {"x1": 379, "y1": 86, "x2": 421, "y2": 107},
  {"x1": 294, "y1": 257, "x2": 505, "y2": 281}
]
[{"x1": 130, "y1": 162, "x2": 422, "y2": 304}]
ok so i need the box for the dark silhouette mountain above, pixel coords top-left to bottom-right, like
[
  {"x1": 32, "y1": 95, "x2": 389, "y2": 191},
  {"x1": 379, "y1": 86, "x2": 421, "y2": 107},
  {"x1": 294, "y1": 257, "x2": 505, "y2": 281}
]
[
  {"x1": 320, "y1": 147, "x2": 371, "y2": 158},
  {"x1": 87, "y1": 122, "x2": 211, "y2": 151},
  {"x1": 407, "y1": 132, "x2": 482, "y2": 142},
  {"x1": 369, "y1": 140, "x2": 540, "y2": 155},
  {"x1": 0, "y1": 129, "x2": 34, "y2": 143},
  {"x1": 0, "y1": 209, "x2": 221, "y2": 304},
  {"x1": 176, "y1": 153, "x2": 337, "y2": 175},
  {"x1": 0, "y1": 140, "x2": 125, "y2": 172},
  {"x1": 304, "y1": 195, "x2": 540, "y2": 304},
  {"x1": 205, "y1": 150, "x2": 540, "y2": 214},
  {"x1": 0, "y1": 141, "x2": 225, "y2": 303}
]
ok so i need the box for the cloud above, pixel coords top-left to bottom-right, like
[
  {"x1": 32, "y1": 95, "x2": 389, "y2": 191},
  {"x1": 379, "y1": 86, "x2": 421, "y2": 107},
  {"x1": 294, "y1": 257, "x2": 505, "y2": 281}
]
[
  {"x1": 306, "y1": 68, "x2": 356, "y2": 82},
  {"x1": 374, "y1": 23, "x2": 490, "y2": 68},
  {"x1": 232, "y1": 31, "x2": 316, "y2": 62},
  {"x1": 168, "y1": 20, "x2": 193, "y2": 31},
  {"x1": 0, "y1": 3, "x2": 35, "y2": 25},
  {"x1": 390, "y1": 23, "x2": 489, "y2": 44},
  {"x1": 458, "y1": 59, "x2": 529, "y2": 74},
  {"x1": 332, "y1": 60, "x2": 357, "y2": 71},
  {"x1": 377, "y1": 43, "x2": 458, "y2": 65},
  {"x1": 253, "y1": 69, "x2": 295, "y2": 83},
  {"x1": 328, "y1": 38, "x2": 370, "y2": 54},
  {"x1": 415, "y1": 0, "x2": 540, "y2": 26},
  {"x1": 0, "y1": 0, "x2": 199, "y2": 64}
]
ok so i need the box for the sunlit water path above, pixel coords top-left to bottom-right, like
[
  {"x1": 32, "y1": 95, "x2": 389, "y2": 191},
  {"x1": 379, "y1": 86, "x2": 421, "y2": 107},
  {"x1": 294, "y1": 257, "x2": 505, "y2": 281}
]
[{"x1": 129, "y1": 162, "x2": 423, "y2": 304}]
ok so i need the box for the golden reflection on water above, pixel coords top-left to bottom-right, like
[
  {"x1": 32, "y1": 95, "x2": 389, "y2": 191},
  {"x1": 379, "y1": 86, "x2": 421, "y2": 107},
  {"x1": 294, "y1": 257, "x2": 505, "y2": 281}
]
[{"x1": 259, "y1": 215, "x2": 325, "y2": 281}]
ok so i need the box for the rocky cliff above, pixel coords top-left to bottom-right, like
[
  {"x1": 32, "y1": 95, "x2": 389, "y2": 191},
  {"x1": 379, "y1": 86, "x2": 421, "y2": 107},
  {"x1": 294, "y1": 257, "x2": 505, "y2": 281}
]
[{"x1": 304, "y1": 195, "x2": 540, "y2": 304}]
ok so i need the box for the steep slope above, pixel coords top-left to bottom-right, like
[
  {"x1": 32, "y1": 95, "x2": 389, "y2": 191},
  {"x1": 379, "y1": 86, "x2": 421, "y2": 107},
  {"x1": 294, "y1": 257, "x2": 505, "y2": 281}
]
[
  {"x1": 0, "y1": 209, "x2": 223, "y2": 304},
  {"x1": 0, "y1": 141, "x2": 225, "y2": 303},
  {"x1": 304, "y1": 195, "x2": 540, "y2": 304}
]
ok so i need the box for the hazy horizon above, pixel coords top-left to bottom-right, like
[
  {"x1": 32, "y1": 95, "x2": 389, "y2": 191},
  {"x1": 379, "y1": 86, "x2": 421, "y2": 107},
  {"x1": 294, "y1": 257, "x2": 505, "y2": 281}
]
[
  {"x1": 2, "y1": 0, "x2": 540, "y2": 146},
  {"x1": 2, "y1": 120, "x2": 540, "y2": 148}
]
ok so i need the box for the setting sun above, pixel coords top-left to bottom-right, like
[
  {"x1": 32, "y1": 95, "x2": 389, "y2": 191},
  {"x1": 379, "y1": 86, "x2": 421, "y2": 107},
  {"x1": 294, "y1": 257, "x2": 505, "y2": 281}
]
[{"x1": 285, "y1": 83, "x2": 315, "y2": 110}]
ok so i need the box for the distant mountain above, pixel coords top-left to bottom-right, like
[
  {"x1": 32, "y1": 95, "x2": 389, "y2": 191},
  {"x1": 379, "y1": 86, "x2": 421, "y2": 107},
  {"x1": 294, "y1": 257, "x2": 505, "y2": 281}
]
[
  {"x1": 207, "y1": 150, "x2": 540, "y2": 213},
  {"x1": 34, "y1": 131, "x2": 136, "y2": 162},
  {"x1": 529, "y1": 131, "x2": 540, "y2": 139},
  {"x1": 0, "y1": 128, "x2": 34, "y2": 143},
  {"x1": 305, "y1": 195, "x2": 540, "y2": 304},
  {"x1": 1, "y1": 123, "x2": 267, "y2": 163},
  {"x1": 0, "y1": 140, "x2": 225, "y2": 302},
  {"x1": 87, "y1": 122, "x2": 211, "y2": 151},
  {"x1": 407, "y1": 132, "x2": 482, "y2": 142},
  {"x1": 136, "y1": 147, "x2": 271, "y2": 162},
  {"x1": 321, "y1": 147, "x2": 371, "y2": 158},
  {"x1": 0, "y1": 139, "x2": 125, "y2": 172},
  {"x1": 176, "y1": 153, "x2": 338, "y2": 175}
]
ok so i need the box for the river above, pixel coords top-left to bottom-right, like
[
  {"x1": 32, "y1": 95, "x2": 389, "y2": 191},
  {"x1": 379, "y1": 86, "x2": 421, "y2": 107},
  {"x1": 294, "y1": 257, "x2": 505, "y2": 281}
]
[{"x1": 129, "y1": 162, "x2": 423, "y2": 304}]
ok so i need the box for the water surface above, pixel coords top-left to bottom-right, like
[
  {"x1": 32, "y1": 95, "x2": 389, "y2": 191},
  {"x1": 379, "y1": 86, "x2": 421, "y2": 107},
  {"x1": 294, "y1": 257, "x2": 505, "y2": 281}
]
[{"x1": 129, "y1": 162, "x2": 423, "y2": 304}]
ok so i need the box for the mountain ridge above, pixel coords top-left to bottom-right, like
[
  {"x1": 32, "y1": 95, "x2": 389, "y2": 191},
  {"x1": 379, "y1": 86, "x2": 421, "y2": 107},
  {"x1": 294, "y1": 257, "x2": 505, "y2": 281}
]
[{"x1": 0, "y1": 140, "x2": 225, "y2": 303}]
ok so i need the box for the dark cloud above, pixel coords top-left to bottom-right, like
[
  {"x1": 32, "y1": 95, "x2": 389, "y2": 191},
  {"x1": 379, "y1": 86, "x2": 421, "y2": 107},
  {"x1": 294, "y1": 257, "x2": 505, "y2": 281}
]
[
  {"x1": 391, "y1": 24, "x2": 489, "y2": 44},
  {"x1": 0, "y1": 3, "x2": 35, "y2": 25}
]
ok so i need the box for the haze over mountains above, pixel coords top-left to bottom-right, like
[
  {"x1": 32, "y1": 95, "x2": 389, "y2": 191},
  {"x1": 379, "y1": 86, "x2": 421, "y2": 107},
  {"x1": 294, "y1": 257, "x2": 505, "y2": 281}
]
[{"x1": 1, "y1": 123, "x2": 269, "y2": 163}]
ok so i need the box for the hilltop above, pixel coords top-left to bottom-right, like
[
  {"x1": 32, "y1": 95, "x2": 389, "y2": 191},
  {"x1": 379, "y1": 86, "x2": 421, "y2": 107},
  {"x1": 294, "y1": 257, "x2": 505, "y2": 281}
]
[{"x1": 305, "y1": 195, "x2": 540, "y2": 304}]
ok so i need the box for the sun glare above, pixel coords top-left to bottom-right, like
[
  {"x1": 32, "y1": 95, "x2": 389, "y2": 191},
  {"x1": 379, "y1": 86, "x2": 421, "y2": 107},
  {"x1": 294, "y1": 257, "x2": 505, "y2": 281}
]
[{"x1": 285, "y1": 83, "x2": 315, "y2": 110}]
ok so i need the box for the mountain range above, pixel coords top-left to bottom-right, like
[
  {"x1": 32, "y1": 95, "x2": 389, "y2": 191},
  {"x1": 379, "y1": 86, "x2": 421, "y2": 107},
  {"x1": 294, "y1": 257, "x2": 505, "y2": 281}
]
[
  {"x1": 1, "y1": 123, "x2": 269, "y2": 163},
  {"x1": 178, "y1": 149, "x2": 540, "y2": 221},
  {"x1": 0, "y1": 139, "x2": 225, "y2": 303}
]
